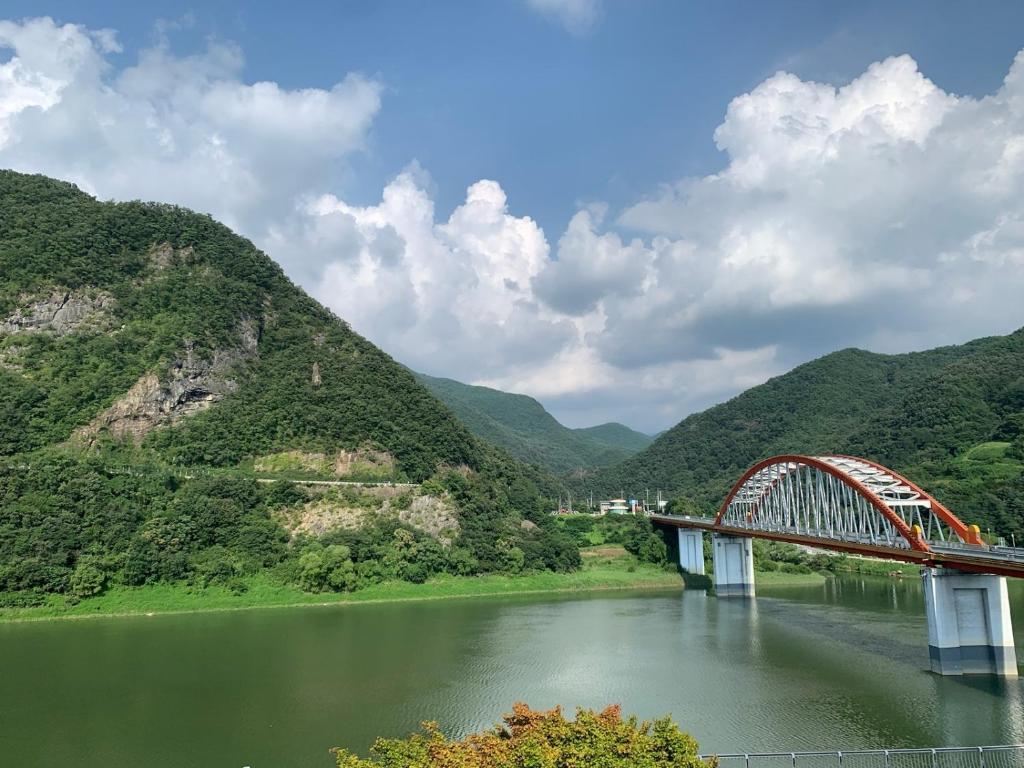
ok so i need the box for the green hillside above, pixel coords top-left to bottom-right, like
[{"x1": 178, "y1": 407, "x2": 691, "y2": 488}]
[
  {"x1": 584, "y1": 331, "x2": 1024, "y2": 537},
  {"x1": 574, "y1": 423, "x2": 654, "y2": 454},
  {"x1": 0, "y1": 171, "x2": 577, "y2": 605},
  {"x1": 415, "y1": 373, "x2": 651, "y2": 473}
]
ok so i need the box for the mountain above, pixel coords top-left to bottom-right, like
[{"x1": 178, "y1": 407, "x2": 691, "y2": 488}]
[
  {"x1": 583, "y1": 331, "x2": 1024, "y2": 536},
  {"x1": 415, "y1": 373, "x2": 652, "y2": 473},
  {"x1": 574, "y1": 423, "x2": 654, "y2": 454},
  {"x1": 0, "y1": 171, "x2": 577, "y2": 603}
]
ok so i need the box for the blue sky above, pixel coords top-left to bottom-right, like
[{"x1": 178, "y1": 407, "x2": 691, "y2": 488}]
[
  {"x1": 12, "y1": 0, "x2": 1024, "y2": 235},
  {"x1": 3, "y1": 2, "x2": 1024, "y2": 431}
]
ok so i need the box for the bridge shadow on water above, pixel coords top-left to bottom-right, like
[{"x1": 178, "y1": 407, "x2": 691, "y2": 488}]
[
  {"x1": 752, "y1": 594, "x2": 931, "y2": 670},
  {"x1": 705, "y1": 574, "x2": 1021, "y2": 698}
]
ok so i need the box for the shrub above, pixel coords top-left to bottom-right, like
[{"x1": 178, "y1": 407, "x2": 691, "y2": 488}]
[
  {"x1": 69, "y1": 557, "x2": 107, "y2": 599},
  {"x1": 333, "y1": 702, "x2": 711, "y2": 768}
]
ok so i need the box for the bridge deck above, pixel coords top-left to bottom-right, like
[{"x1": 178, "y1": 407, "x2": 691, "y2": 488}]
[{"x1": 651, "y1": 514, "x2": 1024, "y2": 579}]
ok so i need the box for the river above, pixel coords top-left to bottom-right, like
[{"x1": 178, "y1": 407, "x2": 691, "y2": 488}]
[{"x1": 1, "y1": 574, "x2": 1023, "y2": 767}]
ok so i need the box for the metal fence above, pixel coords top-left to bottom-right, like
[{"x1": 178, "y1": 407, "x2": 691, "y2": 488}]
[{"x1": 704, "y1": 746, "x2": 1024, "y2": 768}]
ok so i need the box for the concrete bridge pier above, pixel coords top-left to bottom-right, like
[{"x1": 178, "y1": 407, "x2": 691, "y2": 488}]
[
  {"x1": 923, "y1": 568, "x2": 1018, "y2": 677},
  {"x1": 677, "y1": 528, "x2": 705, "y2": 574},
  {"x1": 712, "y1": 534, "x2": 755, "y2": 598}
]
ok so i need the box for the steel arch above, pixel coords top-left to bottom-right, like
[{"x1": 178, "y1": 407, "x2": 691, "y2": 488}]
[{"x1": 714, "y1": 455, "x2": 981, "y2": 552}]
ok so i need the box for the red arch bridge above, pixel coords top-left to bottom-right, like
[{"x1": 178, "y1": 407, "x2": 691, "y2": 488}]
[{"x1": 650, "y1": 455, "x2": 1024, "y2": 678}]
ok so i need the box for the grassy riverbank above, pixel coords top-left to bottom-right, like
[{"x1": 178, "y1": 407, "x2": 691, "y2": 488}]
[
  {"x1": 0, "y1": 548, "x2": 679, "y2": 622},
  {"x1": 0, "y1": 545, "x2": 830, "y2": 623},
  {"x1": 828, "y1": 555, "x2": 923, "y2": 577}
]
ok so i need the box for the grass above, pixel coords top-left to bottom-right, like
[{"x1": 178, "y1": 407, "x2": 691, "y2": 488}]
[
  {"x1": 827, "y1": 555, "x2": 922, "y2": 577},
  {"x1": 0, "y1": 545, "x2": 834, "y2": 623},
  {"x1": 0, "y1": 549, "x2": 684, "y2": 623}
]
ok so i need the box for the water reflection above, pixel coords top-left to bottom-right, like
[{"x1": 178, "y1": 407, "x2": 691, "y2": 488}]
[{"x1": 0, "y1": 575, "x2": 1022, "y2": 768}]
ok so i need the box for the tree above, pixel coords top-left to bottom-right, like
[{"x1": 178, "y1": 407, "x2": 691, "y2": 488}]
[
  {"x1": 69, "y1": 557, "x2": 107, "y2": 599},
  {"x1": 333, "y1": 702, "x2": 711, "y2": 768}
]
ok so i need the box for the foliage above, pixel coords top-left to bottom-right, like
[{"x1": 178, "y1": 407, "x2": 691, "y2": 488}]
[
  {"x1": 417, "y1": 372, "x2": 652, "y2": 474},
  {"x1": 333, "y1": 702, "x2": 710, "y2": 768},
  {"x1": 69, "y1": 556, "x2": 107, "y2": 599},
  {"x1": 0, "y1": 555, "x2": 684, "y2": 622},
  {"x1": 555, "y1": 515, "x2": 669, "y2": 566}
]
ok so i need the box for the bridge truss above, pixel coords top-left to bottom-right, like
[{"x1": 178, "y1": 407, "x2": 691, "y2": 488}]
[
  {"x1": 652, "y1": 454, "x2": 1024, "y2": 578},
  {"x1": 717, "y1": 455, "x2": 981, "y2": 552}
]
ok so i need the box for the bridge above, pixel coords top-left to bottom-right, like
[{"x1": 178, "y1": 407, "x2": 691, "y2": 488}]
[{"x1": 650, "y1": 454, "x2": 1023, "y2": 678}]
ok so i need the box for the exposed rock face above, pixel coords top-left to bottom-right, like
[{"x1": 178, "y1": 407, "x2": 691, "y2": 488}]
[
  {"x1": 333, "y1": 448, "x2": 395, "y2": 478},
  {"x1": 76, "y1": 320, "x2": 260, "y2": 443},
  {"x1": 398, "y1": 495, "x2": 459, "y2": 546},
  {"x1": 146, "y1": 242, "x2": 195, "y2": 272},
  {"x1": 1, "y1": 289, "x2": 114, "y2": 336},
  {"x1": 277, "y1": 487, "x2": 460, "y2": 546}
]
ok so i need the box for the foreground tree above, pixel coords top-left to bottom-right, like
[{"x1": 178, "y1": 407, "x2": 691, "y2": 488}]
[{"x1": 333, "y1": 702, "x2": 713, "y2": 768}]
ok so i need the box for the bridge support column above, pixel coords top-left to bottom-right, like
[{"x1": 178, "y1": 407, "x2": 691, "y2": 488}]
[
  {"x1": 923, "y1": 568, "x2": 1017, "y2": 677},
  {"x1": 712, "y1": 534, "x2": 755, "y2": 598},
  {"x1": 677, "y1": 529, "x2": 705, "y2": 574}
]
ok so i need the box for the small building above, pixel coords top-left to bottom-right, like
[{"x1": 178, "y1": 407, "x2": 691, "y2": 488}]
[{"x1": 599, "y1": 498, "x2": 631, "y2": 515}]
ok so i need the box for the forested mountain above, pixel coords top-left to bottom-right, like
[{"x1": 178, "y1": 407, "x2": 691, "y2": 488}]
[
  {"x1": 0, "y1": 171, "x2": 576, "y2": 605},
  {"x1": 584, "y1": 331, "x2": 1024, "y2": 537},
  {"x1": 415, "y1": 373, "x2": 652, "y2": 473},
  {"x1": 574, "y1": 423, "x2": 654, "y2": 454}
]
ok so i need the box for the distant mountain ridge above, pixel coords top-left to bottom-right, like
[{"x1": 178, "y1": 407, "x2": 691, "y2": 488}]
[
  {"x1": 415, "y1": 373, "x2": 652, "y2": 473},
  {"x1": 583, "y1": 329, "x2": 1024, "y2": 536},
  {"x1": 574, "y1": 423, "x2": 654, "y2": 454}
]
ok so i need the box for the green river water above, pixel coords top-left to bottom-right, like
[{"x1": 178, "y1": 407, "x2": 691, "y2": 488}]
[{"x1": 1, "y1": 574, "x2": 1023, "y2": 767}]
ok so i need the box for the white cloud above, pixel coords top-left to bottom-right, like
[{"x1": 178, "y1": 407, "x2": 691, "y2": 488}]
[
  {"x1": 580, "y1": 53, "x2": 1024, "y2": 380},
  {"x1": 0, "y1": 17, "x2": 381, "y2": 236},
  {"x1": 288, "y1": 169, "x2": 576, "y2": 381},
  {"x1": 525, "y1": 0, "x2": 600, "y2": 34},
  {"x1": 4, "y1": 15, "x2": 1024, "y2": 432}
]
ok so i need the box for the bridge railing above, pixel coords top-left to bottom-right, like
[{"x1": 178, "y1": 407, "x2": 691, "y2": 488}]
[{"x1": 703, "y1": 746, "x2": 1024, "y2": 768}]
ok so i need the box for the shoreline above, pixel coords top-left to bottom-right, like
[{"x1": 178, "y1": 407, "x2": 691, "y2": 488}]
[
  {"x1": 0, "y1": 566, "x2": 828, "y2": 625},
  {"x1": 0, "y1": 580, "x2": 685, "y2": 625}
]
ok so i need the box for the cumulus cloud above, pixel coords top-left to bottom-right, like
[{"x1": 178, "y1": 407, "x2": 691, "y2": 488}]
[
  {"x1": 3, "y1": 15, "x2": 1024, "y2": 432},
  {"x1": 582, "y1": 53, "x2": 1024, "y2": 386},
  {"x1": 0, "y1": 16, "x2": 381, "y2": 236},
  {"x1": 278, "y1": 169, "x2": 577, "y2": 379}
]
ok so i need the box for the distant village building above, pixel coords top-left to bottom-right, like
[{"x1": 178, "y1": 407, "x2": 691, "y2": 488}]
[
  {"x1": 594, "y1": 494, "x2": 668, "y2": 516},
  {"x1": 599, "y1": 498, "x2": 631, "y2": 515}
]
